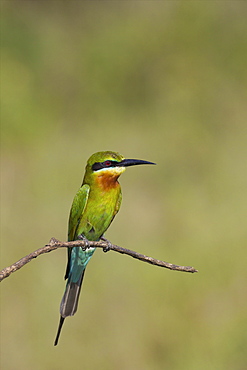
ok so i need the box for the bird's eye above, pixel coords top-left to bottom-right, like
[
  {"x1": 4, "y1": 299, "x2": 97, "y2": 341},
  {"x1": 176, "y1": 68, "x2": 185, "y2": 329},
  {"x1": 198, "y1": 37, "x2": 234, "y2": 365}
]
[{"x1": 104, "y1": 160, "x2": 112, "y2": 167}]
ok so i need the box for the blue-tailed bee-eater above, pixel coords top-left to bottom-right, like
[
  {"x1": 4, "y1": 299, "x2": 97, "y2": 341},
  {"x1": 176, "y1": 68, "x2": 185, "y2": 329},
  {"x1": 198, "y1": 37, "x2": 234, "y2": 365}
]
[{"x1": 54, "y1": 151, "x2": 155, "y2": 345}]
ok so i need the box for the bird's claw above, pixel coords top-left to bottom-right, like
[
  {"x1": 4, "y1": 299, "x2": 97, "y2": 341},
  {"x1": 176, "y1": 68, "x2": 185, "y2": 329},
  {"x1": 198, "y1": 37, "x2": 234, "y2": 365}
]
[
  {"x1": 78, "y1": 234, "x2": 90, "y2": 251},
  {"x1": 101, "y1": 237, "x2": 112, "y2": 253}
]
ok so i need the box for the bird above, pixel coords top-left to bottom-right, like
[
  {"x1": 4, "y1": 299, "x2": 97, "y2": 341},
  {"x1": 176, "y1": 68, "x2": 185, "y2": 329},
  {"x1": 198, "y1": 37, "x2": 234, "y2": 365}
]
[{"x1": 54, "y1": 151, "x2": 155, "y2": 345}]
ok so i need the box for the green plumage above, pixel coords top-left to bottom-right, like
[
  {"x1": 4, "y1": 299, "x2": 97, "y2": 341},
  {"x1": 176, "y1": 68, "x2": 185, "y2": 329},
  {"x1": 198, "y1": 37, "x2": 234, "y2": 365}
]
[
  {"x1": 54, "y1": 151, "x2": 155, "y2": 345},
  {"x1": 55, "y1": 151, "x2": 124, "y2": 345}
]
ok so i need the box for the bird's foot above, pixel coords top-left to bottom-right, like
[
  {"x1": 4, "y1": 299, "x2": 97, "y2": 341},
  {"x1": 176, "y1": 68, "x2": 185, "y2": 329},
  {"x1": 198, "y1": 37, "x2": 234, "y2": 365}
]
[
  {"x1": 78, "y1": 234, "x2": 90, "y2": 251},
  {"x1": 100, "y1": 236, "x2": 113, "y2": 253}
]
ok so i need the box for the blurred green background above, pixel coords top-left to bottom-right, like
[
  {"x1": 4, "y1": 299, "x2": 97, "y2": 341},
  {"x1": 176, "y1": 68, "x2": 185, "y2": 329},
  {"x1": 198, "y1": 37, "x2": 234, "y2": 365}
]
[{"x1": 1, "y1": 1, "x2": 247, "y2": 369}]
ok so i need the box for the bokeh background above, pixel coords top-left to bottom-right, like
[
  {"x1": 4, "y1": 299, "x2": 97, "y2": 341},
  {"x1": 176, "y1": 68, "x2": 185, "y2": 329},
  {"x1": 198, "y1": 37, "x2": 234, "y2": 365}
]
[{"x1": 1, "y1": 1, "x2": 247, "y2": 369}]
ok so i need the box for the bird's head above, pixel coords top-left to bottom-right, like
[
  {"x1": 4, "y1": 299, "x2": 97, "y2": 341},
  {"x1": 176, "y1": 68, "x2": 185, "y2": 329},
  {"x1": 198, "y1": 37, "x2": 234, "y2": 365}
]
[{"x1": 83, "y1": 151, "x2": 155, "y2": 188}]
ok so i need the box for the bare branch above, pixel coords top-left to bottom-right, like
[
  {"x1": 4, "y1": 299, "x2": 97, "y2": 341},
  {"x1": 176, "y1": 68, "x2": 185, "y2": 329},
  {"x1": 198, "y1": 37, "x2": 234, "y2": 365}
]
[{"x1": 0, "y1": 238, "x2": 198, "y2": 281}]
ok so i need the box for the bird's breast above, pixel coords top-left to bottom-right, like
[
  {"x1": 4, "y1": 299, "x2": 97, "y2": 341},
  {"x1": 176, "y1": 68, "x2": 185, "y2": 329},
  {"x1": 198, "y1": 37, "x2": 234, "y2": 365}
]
[{"x1": 96, "y1": 172, "x2": 120, "y2": 191}]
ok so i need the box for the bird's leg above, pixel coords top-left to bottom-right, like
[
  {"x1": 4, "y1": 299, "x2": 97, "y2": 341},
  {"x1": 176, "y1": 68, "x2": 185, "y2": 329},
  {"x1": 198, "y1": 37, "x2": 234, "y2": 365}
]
[
  {"x1": 77, "y1": 234, "x2": 90, "y2": 251},
  {"x1": 100, "y1": 236, "x2": 113, "y2": 253}
]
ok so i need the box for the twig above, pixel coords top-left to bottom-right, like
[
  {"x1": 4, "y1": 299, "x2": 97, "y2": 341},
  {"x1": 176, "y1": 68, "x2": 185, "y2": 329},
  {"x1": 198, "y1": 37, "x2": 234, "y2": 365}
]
[{"x1": 0, "y1": 237, "x2": 198, "y2": 282}]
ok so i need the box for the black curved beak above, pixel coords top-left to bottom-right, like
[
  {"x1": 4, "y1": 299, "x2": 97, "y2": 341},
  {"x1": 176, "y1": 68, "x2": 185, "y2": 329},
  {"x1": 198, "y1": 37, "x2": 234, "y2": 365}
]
[{"x1": 118, "y1": 158, "x2": 156, "y2": 167}]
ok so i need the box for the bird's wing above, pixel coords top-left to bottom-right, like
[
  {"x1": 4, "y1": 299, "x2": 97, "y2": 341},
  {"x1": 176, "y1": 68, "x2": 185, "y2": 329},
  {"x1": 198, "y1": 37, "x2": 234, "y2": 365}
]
[
  {"x1": 65, "y1": 184, "x2": 90, "y2": 280},
  {"x1": 68, "y1": 184, "x2": 90, "y2": 241},
  {"x1": 114, "y1": 190, "x2": 122, "y2": 217}
]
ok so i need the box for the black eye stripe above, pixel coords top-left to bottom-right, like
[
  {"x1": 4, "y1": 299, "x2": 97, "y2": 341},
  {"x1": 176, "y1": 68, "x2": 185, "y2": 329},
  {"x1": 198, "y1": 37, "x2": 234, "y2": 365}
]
[
  {"x1": 92, "y1": 162, "x2": 103, "y2": 171},
  {"x1": 92, "y1": 160, "x2": 119, "y2": 171}
]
